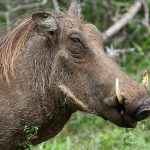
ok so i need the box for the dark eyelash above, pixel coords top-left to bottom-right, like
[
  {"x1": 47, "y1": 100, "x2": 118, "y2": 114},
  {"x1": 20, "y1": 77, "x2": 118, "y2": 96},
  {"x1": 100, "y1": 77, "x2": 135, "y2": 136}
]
[{"x1": 70, "y1": 37, "x2": 81, "y2": 43}]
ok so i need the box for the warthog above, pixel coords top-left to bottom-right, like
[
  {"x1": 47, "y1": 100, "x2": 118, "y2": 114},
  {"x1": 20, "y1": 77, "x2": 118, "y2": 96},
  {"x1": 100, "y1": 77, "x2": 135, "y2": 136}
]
[{"x1": 0, "y1": 1, "x2": 150, "y2": 149}]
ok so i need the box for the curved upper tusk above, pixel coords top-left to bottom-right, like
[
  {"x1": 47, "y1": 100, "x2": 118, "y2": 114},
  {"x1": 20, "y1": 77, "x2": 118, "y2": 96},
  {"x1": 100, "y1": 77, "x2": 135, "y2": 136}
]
[
  {"x1": 116, "y1": 78, "x2": 124, "y2": 104},
  {"x1": 142, "y1": 70, "x2": 148, "y2": 87}
]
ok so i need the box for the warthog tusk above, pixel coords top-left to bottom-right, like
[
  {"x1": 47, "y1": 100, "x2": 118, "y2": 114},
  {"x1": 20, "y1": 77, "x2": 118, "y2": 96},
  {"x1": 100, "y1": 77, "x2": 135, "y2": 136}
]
[
  {"x1": 142, "y1": 70, "x2": 148, "y2": 87},
  {"x1": 116, "y1": 78, "x2": 124, "y2": 104}
]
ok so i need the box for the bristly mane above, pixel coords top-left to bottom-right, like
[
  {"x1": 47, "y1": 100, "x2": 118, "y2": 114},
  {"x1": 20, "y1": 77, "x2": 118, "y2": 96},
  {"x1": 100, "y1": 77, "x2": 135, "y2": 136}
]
[
  {"x1": 0, "y1": 10, "x2": 81, "y2": 86},
  {"x1": 0, "y1": 17, "x2": 35, "y2": 85}
]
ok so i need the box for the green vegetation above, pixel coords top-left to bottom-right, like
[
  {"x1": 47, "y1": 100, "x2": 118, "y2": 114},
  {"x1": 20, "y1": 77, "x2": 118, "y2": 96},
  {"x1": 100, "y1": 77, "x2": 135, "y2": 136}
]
[
  {"x1": 16, "y1": 124, "x2": 41, "y2": 150},
  {"x1": 1, "y1": 0, "x2": 150, "y2": 150},
  {"x1": 32, "y1": 113, "x2": 150, "y2": 150}
]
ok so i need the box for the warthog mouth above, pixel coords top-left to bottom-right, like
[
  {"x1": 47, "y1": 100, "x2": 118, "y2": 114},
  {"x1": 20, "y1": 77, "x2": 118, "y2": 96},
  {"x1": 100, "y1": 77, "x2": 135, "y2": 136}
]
[
  {"x1": 110, "y1": 97, "x2": 150, "y2": 128},
  {"x1": 102, "y1": 101, "x2": 137, "y2": 128},
  {"x1": 116, "y1": 105, "x2": 137, "y2": 128},
  {"x1": 102, "y1": 94, "x2": 138, "y2": 128}
]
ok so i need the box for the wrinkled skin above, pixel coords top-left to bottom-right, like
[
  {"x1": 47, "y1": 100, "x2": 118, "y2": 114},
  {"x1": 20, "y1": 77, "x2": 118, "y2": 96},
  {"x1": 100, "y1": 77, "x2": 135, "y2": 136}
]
[{"x1": 0, "y1": 2, "x2": 150, "y2": 150}]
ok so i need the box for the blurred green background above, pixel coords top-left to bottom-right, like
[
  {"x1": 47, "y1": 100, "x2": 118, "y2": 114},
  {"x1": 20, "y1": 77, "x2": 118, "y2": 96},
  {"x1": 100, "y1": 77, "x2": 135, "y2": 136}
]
[{"x1": 0, "y1": 0, "x2": 150, "y2": 150}]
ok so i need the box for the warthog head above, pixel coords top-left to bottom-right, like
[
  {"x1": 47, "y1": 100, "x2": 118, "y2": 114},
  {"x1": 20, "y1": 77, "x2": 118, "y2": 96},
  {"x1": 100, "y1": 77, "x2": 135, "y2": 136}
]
[{"x1": 31, "y1": 1, "x2": 150, "y2": 128}]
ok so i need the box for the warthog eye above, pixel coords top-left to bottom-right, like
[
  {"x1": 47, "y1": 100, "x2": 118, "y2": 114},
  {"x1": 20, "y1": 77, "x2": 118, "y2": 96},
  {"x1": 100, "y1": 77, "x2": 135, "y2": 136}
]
[{"x1": 67, "y1": 33, "x2": 86, "y2": 57}]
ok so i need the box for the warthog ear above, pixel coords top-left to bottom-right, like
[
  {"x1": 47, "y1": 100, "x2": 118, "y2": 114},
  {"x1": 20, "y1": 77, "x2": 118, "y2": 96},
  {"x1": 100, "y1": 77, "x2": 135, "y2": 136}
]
[
  {"x1": 32, "y1": 12, "x2": 58, "y2": 44},
  {"x1": 68, "y1": 0, "x2": 81, "y2": 18}
]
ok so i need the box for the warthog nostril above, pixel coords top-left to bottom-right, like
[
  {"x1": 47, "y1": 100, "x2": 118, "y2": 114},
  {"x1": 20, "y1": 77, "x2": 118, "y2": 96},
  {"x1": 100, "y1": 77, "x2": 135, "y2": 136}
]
[{"x1": 134, "y1": 108, "x2": 150, "y2": 121}]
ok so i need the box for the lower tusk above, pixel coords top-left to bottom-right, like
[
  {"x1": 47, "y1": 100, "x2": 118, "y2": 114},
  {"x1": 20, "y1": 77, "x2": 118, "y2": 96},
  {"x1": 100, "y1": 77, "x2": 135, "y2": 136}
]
[
  {"x1": 116, "y1": 78, "x2": 124, "y2": 104},
  {"x1": 142, "y1": 70, "x2": 148, "y2": 87}
]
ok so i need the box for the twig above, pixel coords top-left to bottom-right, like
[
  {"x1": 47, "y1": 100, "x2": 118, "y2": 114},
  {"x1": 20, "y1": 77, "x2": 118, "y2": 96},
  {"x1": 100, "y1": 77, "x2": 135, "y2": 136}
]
[
  {"x1": 102, "y1": 0, "x2": 143, "y2": 40},
  {"x1": 106, "y1": 45, "x2": 144, "y2": 61},
  {"x1": 141, "y1": 0, "x2": 150, "y2": 32},
  {"x1": 141, "y1": 0, "x2": 149, "y2": 23},
  {"x1": 106, "y1": 45, "x2": 135, "y2": 57},
  {"x1": 8, "y1": 0, "x2": 48, "y2": 14},
  {"x1": 52, "y1": 0, "x2": 60, "y2": 12},
  {"x1": 0, "y1": 0, "x2": 48, "y2": 17},
  {"x1": 0, "y1": 12, "x2": 7, "y2": 18},
  {"x1": 0, "y1": 0, "x2": 48, "y2": 29},
  {"x1": 92, "y1": 0, "x2": 99, "y2": 26}
]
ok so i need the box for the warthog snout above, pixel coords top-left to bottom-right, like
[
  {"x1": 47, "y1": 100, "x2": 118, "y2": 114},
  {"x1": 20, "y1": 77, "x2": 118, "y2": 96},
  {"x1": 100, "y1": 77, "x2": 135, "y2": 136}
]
[
  {"x1": 135, "y1": 108, "x2": 150, "y2": 121},
  {"x1": 98, "y1": 70, "x2": 150, "y2": 128},
  {"x1": 134, "y1": 99, "x2": 150, "y2": 121},
  {"x1": 120, "y1": 97, "x2": 150, "y2": 126}
]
